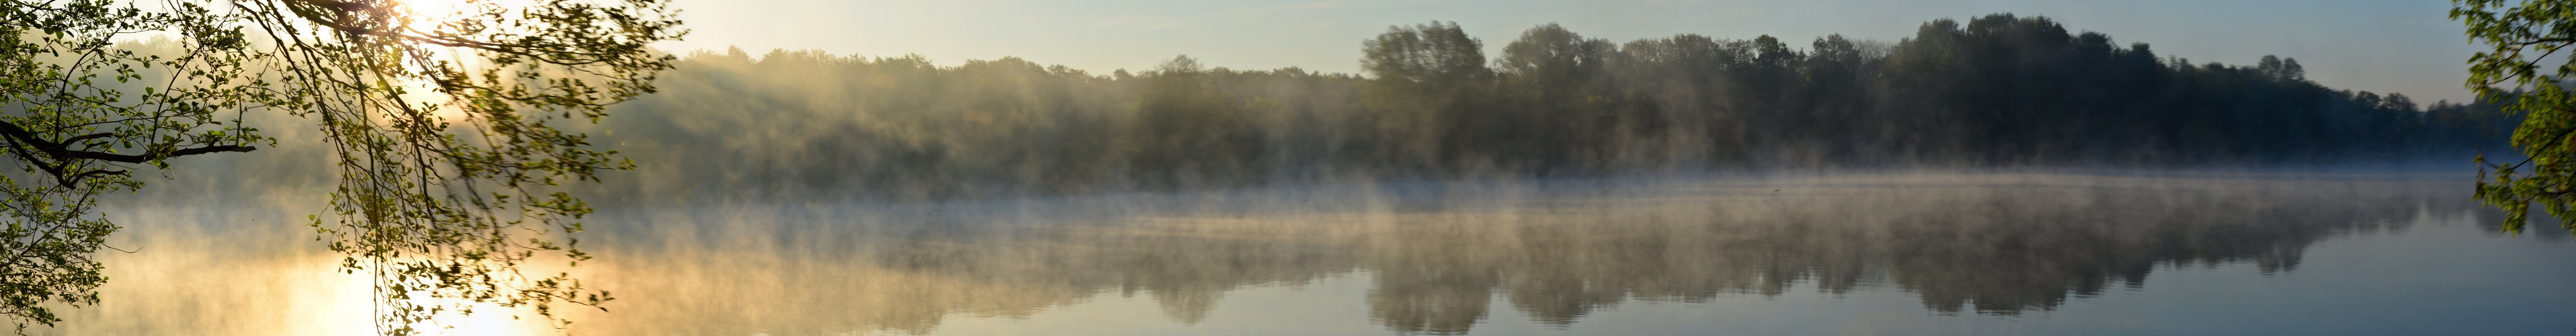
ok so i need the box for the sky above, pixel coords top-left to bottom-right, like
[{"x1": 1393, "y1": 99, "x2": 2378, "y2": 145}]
[{"x1": 659, "y1": 0, "x2": 2479, "y2": 103}]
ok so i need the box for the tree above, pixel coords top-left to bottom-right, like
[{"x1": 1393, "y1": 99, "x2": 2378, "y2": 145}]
[
  {"x1": 0, "y1": 0, "x2": 680, "y2": 333},
  {"x1": 1360, "y1": 21, "x2": 1487, "y2": 171},
  {"x1": 1130, "y1": 56, "x2": 1260, "y2": 190},
  {"x1": 1497, "y1": 23, "x2": 1610, "y2": 101},
  {"x1": 2456, "y1": 0, "x2": 2576, "y2": 235},
  {"x1": 1496, "y1": 24, "x2": 1613, "y2": 169},
  {"x1": 1361, "y1": 21, "x2": 1486, "y2": 89}
]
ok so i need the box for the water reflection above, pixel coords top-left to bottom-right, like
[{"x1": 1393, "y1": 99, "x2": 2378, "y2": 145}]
[{"x1": 555, "y1": 173, "x2": 2475, "y2": 335}]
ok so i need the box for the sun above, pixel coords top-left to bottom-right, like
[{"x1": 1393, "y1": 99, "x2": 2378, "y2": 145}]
[
  {"x1": 395, "y1": 0, "x2": 475, "y2": 19},
  {"x1": 392, "y1": 0, "x2": 522, "y2": 31},
  {"x1": 380, "y1": 0, "x2": 514, "y2": 122}
]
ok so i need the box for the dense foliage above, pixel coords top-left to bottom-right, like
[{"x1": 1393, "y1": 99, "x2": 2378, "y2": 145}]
[
  {"x1": 2458, "y1": 0, "x2": 2576, "y2": 235},
  {"x1": 598, "y1": 14, "x2": 2506, "y2": 200}
]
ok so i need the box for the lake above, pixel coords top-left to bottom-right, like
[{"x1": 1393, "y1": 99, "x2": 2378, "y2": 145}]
[{"x1": 38, "y1": 171, "x2": 2576, "y2": 335}]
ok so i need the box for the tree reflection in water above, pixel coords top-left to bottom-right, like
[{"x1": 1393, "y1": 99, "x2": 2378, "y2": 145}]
[{"x1": 571, "y1": 173, "x2": 2474, "y2": 335}]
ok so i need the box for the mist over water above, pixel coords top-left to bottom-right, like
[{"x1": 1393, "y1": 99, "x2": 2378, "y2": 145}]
[
  {"x1": 29, "y1": 12, "x2": 2573, "y2": 336},
  {"x1": 38, "y1": 171, "x2": 2576, "y2": 335}
]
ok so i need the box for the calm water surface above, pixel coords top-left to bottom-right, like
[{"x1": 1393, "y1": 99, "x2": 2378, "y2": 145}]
[{"x1": 42, "y1": 172, "x2": 2576, "y2": 335}]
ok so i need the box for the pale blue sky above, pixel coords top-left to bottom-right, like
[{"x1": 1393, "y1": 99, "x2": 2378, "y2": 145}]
[{"x1": 661, "y1": 0, "x2": 2476, "y2": 103}]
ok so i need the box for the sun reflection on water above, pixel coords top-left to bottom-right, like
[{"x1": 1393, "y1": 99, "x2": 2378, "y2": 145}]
[
  {"x1": 318, "y1": 260, "x2": 554, "y2": 336},
  {"x1": 321, "y1": 270, "x2": 557, "y2": 336}
]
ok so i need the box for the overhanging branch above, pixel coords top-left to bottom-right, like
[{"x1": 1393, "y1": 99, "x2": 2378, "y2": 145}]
[{"x1": 0, "y1": 120, "x2": 256, "y2": 187}]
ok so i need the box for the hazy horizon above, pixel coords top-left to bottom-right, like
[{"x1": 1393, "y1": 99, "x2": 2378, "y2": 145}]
[{"x1": 19, "y1": 1, "x2": 2575, "y2": 335}]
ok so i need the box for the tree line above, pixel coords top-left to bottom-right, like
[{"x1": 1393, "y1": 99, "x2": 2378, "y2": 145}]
[{"x1": 592, "y1": 13, "x2": 2513, "y2": 200}]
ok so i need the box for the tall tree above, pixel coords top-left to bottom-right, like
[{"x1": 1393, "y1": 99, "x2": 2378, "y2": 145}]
[
  {"x1": 1360, "y1": 22, "x2": 1488, "y2": 171},
  {"x1": 1497, "y1": 24, "x2": 1613, "y2": 169},
  {"x1": 0, "y1": 0, "x2": 680, "y2": 333}
]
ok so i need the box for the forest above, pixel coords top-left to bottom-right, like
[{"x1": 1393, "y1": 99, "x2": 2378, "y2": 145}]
[{"x1": 583, "y1": 14, "x2": 2514, "y2": 200}]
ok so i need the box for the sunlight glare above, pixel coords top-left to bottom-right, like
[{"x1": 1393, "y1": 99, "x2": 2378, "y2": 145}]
[
  {"x1": 386, "y1": 0, "x2": 520, "y2": 122},
  {"x1": 320, "y1": 264, "x2": 546, "y2": 336},
  {"x1": 427, "y1": 306, "x2": 529, "y2": 336},
  {"x1": 397, "y1": 0, "x2": 473, "y2": 21}
]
